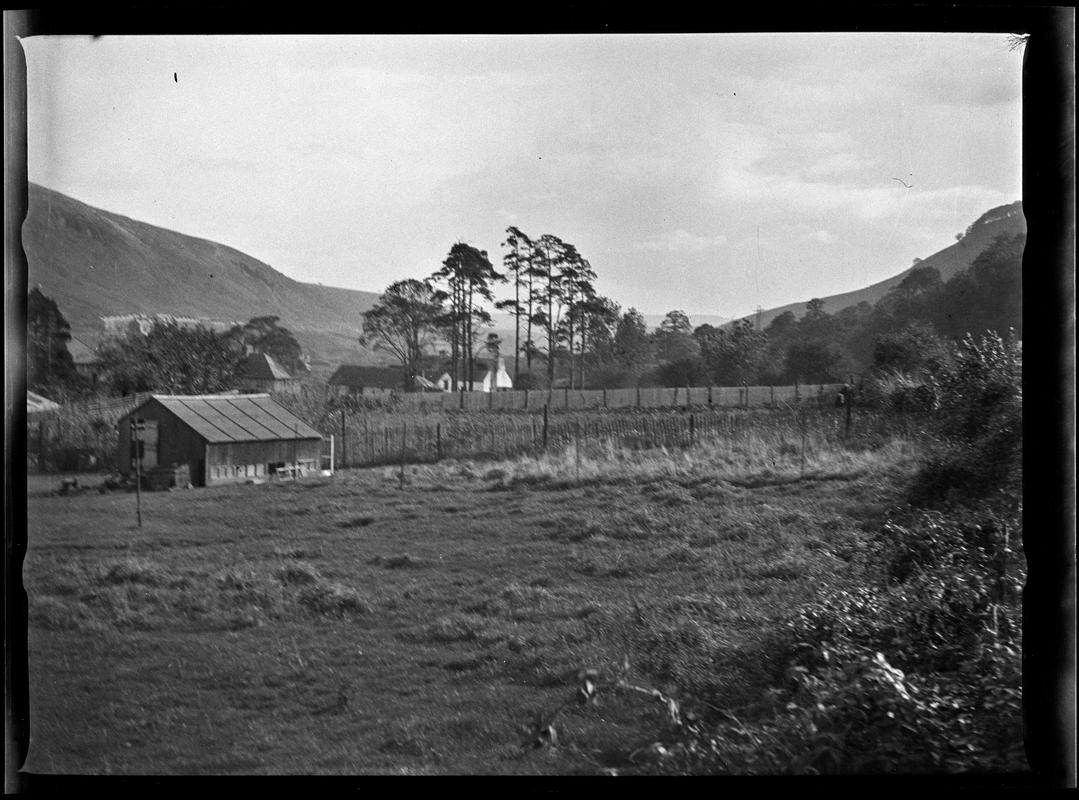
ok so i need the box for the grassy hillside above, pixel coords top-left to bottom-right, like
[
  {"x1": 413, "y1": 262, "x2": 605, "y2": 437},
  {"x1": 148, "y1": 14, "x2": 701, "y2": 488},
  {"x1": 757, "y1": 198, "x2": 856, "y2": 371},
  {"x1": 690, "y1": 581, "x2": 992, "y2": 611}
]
[
  {"x1": 22, "y1": 183, "x2": 381, "y2": 364},
  {"x1": 732, "y1": 202, "x2": 1025, "y2": 329}
]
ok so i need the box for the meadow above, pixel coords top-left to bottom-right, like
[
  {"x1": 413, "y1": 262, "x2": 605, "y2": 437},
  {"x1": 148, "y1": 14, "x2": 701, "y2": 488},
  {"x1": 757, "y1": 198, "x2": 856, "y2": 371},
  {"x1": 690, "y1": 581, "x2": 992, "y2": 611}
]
[{"x1": 21, "y1": 415, "x2": 1024, "y2": 776}]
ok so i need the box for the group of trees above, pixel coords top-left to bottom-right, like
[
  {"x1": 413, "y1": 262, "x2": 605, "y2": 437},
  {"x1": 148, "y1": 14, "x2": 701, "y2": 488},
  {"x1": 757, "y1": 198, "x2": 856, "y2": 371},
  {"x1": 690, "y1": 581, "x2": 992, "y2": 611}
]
[
  {"x1": 362, "y1": 227, "x2": 624, "y2": 391},
  {"x1": 28, "y1": 220, "x2": 1023, "y2": 401},
  {"x1": 27, "y1": 291, "x2": 307, "y2": 399},
  {"x1": 361, "y1": 225, "x2": 1023, "y2": 394}
]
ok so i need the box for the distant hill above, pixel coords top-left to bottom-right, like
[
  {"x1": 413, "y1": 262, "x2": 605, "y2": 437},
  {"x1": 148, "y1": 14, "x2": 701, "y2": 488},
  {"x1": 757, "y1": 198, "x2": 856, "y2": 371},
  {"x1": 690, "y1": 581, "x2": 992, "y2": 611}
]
[
  {"x1": 22, "y1": 183, "x2": 382, "y2": 365},
  {"x1": 726, "y1": 201, "x2": 1025, "y2": 329}
]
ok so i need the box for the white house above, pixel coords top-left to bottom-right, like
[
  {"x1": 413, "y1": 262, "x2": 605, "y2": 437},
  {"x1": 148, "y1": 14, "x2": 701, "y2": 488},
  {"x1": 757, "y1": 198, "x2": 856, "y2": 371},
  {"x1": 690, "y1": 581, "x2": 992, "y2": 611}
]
[{"x1": 435, "y1": 356, "x2": 513, "y2": 392}]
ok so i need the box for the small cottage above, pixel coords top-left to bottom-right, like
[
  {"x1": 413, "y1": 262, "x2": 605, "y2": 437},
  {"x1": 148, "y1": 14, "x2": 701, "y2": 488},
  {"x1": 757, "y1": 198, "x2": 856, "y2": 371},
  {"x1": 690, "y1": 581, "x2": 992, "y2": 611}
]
[
  {"x1": 117, "y1": 393, "x2": 322, "y2": 486},
  {"x1": 67, "y1": 336, "x2": 102, "y2": 389},
  {"x1": 435, "y1": 357, "x2": 513, "y2": 392},
  {"x1": 328, "y1": 365, "x2": 409, "y2": 396},
  {"x1": 239, "y1": 351, "x2": 299, "y2": 395}
]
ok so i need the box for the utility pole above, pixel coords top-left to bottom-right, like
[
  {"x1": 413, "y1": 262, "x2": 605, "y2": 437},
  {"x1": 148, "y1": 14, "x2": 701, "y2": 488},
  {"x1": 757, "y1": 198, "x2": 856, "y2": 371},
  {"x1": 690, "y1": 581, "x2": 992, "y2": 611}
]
[{"x1": 131, "y1": 418, "x2": 142, "y2": 527}]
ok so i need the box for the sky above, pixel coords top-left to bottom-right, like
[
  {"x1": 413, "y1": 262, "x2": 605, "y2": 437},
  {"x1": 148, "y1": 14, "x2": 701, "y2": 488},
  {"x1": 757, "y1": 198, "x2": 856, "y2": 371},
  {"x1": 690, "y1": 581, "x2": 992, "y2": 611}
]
[{"x1": 22, "y1": 33, "x2": 1022, "y2": 321}]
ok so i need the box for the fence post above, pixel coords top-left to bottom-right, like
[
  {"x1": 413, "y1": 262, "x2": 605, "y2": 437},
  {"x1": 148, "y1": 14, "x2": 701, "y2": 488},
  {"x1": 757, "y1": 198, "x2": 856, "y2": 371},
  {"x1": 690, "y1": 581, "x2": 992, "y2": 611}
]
[
  {"x1": 770, "y1": 385, "x2": 775, "y2": 409},
  {"x1": 542, "y1": 404, "x2": 549, "y2": 450},
  {"x1": 845, "y1": 392, "x2": 853, "y2": 438},
  {"x1": 708, "y1": 386, "x2": 713, "y2": 407},
  {"x1": 636, "y1": 386, "x2": 641, "y2": 408},
  {"x1": 340, "y1": 409, "x2": 347, "y2": 468},
  {"x1": 602, "y1": 387, "x2": 607, "y2": 408},
  {"x1": 565, "y1": 386, "x2": 570, "y2": 408},
  {"x1": 532, "y1": 415, "x2": 538, "y2": 449},
  {"x1": 575, "y1": 420, "x2": 582, "y2": 481},
  {"x1": 489, "y1": 389, "x2": 494, "y2": 410},
  {"x1": 399, "y1": 423, "x2": 406, "y2": 488},
  {"x1": 460, "y1": 389, "x2": 465, "y2": 410},
  {"x1": 689, "y1": 413, "x2": 695, "y2": 446},
  {"x1": 436, "y1": 422, "x2": 442, "y2": 461},
  {"x1": 524, "y1": 389, "x2": 529, "y2": 410}
]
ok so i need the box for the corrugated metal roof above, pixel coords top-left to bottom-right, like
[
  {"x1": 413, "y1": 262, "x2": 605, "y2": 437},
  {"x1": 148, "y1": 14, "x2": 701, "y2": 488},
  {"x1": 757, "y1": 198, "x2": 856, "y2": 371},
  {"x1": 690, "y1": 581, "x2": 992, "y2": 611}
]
[{"x1": 127, "y1": 394, "x2": 321, "y2": 444}]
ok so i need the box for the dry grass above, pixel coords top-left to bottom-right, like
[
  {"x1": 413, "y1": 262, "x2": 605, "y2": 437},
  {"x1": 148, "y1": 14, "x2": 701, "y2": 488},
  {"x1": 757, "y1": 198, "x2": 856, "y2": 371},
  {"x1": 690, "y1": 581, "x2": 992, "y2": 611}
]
[{"x1": 23, "y1": 429, "x2": 921, "y2": 774}]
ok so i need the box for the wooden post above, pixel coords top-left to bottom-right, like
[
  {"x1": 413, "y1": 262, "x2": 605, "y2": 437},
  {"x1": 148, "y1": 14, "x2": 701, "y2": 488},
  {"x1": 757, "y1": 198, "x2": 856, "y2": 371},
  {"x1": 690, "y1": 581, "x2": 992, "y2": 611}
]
[
  {"x1": 531, "y1": 415, "x2": 537, "y2": 449},
  {"x1": 636, "y1": 385, "x2": 641, "y2": 408},
  {"x1": 575, "y1": 420, "x2": 582, "y2": 482},
  {"x1": 340, "y1": 409, "x2": 347, "y2": 468},
  {"x1": 565, "y1": 386, "x2": 570, "y2": 409},
  {"x1": 524, "y1": 389, "x2": 529, "y2": 410},
  {"x1": 489, "y1": 389, "x2": 494, "y2": 410},
  {"x1": 436, "y1": 422, "x2": 443, "y2": 461},
  {"x1": 542, "y1": 404, "x2": 549, "y2": 450},
  {"x1": 400, "y1": 424, "x2": 406, "y2": 484},
  {"x1": 460, "y1": 389, "x2": 465, "y2": 410},
  {"x1": 329, "y1": 434, "x2": 335, "y2": 473},
  {"x1": 708, "y1": 386, "x2": 713, "y2": 407},
  {"x1": 770, "y1": 385, "x2": 775, "y2": 409},
  {"x1": 845, "y1": 391, "x2": 853, "y2": 438},
  {"x1": 131, "y1": 418, "x2": 142, "y2": 528},
  {"x1": 689, "y1": 413, "x2": 695, "y2": 446},
  {"x1": 602, "y1": 387, "x2": 607, "y2": 408},
  {"x1": 685, "y1": 386, "x2": 691, "y2": 412}
]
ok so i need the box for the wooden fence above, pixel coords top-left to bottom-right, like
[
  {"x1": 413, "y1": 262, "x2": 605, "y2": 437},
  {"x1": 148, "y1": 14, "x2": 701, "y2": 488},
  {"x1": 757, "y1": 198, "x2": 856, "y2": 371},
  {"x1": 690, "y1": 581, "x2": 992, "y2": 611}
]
[
  {"x1": 326, "y1": 405, "x2": 931, "y2": 470},
  {"x1": 386, "y1": 383, "x2": 843, "y2": 413}
]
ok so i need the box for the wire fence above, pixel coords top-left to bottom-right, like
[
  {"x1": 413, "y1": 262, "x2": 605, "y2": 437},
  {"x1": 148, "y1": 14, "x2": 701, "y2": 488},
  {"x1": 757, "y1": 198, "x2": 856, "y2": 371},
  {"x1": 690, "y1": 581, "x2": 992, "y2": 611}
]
[
  {"x1": 322, "y1": 405, "x2": 936, "y2": 470},
  {"x1": 25, "y1": 382, "x2": 871, "y2": 475}
]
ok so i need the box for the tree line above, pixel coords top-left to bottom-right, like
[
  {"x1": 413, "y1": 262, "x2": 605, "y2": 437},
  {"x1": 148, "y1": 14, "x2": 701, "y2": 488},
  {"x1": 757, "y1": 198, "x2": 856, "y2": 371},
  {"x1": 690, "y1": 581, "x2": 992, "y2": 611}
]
[
  {"x1": 27, "y1": 224, "x2": 1022, "y2": 401},
  {"x1": 361, "y1": 226, "x2": 1024, "y2": 393}
]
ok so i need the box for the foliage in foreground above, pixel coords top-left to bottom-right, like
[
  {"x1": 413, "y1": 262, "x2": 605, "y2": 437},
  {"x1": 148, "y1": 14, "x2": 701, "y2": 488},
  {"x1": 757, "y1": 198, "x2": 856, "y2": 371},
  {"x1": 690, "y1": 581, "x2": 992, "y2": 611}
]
[{"x1": 524, "y1": 332, "x2": 1024, "y2": 775}]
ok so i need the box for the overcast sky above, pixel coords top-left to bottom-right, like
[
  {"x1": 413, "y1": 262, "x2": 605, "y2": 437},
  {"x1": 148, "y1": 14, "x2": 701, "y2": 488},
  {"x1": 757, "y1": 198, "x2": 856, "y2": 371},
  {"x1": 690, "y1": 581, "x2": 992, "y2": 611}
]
[{"x1": 23, "y1": 33, "x2": 1022, "y2": 320}]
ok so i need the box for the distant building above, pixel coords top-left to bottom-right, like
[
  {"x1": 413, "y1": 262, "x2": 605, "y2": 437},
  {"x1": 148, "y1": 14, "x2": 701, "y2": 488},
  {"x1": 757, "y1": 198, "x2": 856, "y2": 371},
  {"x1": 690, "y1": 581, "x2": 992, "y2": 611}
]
[
  {"x1": 117, "y1": 393, "x2": 322, "y2": 486},
  {"x1": 435, "y1": 357, "x2": 513, "y2": 392},
  {"x1": 66, "y1": 335, "x2": 102, "y2": 389},
  {"x1": 238, "y1": 351, "x2": 299, "y2": 395},
  {"x1": 327, "y1": 365, "x2": 409, "y2": 396},
  {"x1": 27, "y1": 390, "x2": 60, "y2": 417}
]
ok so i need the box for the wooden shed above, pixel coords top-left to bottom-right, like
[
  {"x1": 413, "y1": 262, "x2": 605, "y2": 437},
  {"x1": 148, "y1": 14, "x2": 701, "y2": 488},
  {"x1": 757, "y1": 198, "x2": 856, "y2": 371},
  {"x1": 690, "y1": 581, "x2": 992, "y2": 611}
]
[{"x1": 117, "y1": 393, "x2": 322, "y2": 487}]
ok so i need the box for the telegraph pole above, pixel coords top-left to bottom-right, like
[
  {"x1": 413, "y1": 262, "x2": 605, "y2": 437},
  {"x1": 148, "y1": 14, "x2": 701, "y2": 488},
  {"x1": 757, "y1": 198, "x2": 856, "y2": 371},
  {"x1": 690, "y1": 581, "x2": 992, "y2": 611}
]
[{"x1": 131, "y1": 418, "x2": 142, "y2": 527}]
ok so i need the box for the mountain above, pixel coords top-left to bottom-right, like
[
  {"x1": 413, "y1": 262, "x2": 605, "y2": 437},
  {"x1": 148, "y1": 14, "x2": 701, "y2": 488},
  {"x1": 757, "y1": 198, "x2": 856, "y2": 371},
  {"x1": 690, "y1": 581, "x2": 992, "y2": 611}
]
[
  {"x1": 22, "y1": 183, "x2": 381, "y2": 366},
  {"x1": 726, "y1": 201, "x2": 1025, "y2": 329}
]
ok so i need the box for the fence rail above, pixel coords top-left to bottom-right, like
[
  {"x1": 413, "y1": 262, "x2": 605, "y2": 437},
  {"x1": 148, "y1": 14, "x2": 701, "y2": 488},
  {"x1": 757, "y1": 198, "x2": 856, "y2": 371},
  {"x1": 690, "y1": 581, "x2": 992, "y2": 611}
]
[
  {"x1": 378, "y1": 382, "x2": 844, "y2": 413},
  {"x1": 25, "y1": 383, "x2": 853, "y2": 474},
  {"x1": 323, "y1": 405, "x2": 932, "y2": 470}
]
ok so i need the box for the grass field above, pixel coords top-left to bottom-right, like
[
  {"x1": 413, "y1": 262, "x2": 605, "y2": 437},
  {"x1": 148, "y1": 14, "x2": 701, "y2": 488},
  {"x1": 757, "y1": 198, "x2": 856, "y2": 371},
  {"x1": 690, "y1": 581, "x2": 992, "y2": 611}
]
[{"x1": 23, "y1": 433, "x2": 923, "y2": 775}]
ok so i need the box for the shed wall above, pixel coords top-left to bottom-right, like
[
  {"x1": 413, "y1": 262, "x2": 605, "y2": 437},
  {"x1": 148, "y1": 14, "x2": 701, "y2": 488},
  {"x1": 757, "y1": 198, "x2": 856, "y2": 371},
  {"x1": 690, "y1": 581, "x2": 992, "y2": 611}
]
[
  {"x1": 204, "y1": 438, "x2": 322, "y2": 484},
  {"x1": 118, "y1": 399, "x2": 208, "y2": 485}
]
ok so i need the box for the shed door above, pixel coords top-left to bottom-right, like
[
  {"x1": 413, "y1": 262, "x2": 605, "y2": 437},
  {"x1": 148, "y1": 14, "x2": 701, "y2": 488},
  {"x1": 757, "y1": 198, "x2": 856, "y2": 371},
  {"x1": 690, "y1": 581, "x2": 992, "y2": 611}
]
[{"x1": 131, "y1": 419, "x2": 159, "y2": 468}]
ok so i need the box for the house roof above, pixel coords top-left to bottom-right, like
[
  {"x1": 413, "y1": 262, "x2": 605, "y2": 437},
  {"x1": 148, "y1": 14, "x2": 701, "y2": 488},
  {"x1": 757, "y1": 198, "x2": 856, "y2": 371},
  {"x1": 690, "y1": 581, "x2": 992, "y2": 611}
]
[
  {"x1": 328, "y1": 365, "x2": 406, "y2": 389},
  {"x1": 242, "y1": 351, "x2": 294, "y2": 381},
  {"x1": 27, "y1": 391, "x2": 60, "y2": 414},
  {"x1": 123, "y1": 393, "x2": 321, "y2": 444},
  {"x1": 67, "y1": 336, "x2": 98, "y2": 365}
]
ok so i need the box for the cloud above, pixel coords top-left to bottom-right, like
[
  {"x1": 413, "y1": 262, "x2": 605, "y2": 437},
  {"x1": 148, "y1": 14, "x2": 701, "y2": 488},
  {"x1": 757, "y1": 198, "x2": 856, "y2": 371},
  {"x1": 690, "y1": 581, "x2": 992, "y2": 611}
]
[
  {"x1": 634, "y1": 229, "x2": 729, "y2": 253},
  {"x1": 807, "y1": 229, "x2": 837, "y2": 244},
  {"x1": 804, "y1": 152, "x2": 879, "y2": 178}
]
